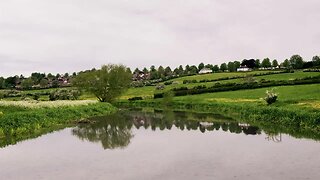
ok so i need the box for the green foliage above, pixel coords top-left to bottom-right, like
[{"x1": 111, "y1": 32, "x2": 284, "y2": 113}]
[
  {"x1": 282, "y1": 59, "x2": 290, "y2": 68},
  {"x1": 272, "y1": 59, "x2": 279, "y2": 67},
  {"x1": 262, "y1": 58, "x2": 271, "y2": 68},
  {"x1": 49, "y1": 89, "x2": 81, "y2": 101},
  {"x1": 39, "y1": 78, "x2": 49, "y2": 88},
  {"x1": 0, "y1": 103, "x2": 116, "y2": 147},
  {"x1": 264, "y1": 89, "x2": 278, "y2": 105},
  {"x1": 290, "y1": 54, "x2": 304, "y2": 69},
  {"x1": 73, "y1": 64, "x2": 132, "y2": 102},
  {"x1": 312, "y1": 55, "x2": 320, "y2": 66},
  {"x1": 220, "y1": 63, "x2": 227, "y2": 72},
  {"x1": 21, "y1": 78, "x2": 34, "y2": 90}
]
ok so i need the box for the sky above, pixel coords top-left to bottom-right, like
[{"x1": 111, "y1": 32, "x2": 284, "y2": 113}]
[{"x1": 0, "y1": 0, "x2": 319, "y2": 77}]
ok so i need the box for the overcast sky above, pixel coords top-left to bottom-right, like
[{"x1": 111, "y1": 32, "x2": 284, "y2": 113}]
[{"x1": 0, "y1": 0, "x2": 319, "y2": 77}]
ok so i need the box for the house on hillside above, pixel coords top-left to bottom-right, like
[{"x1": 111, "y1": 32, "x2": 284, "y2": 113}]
[
  {"x1": 237, "y1": 65, "x2": 252, "y2": 72},
  {"x1": 199, "y1": 68, "x2": 212, "y2": 74},
  {"x1": 132, "y1": 71, "x2": 150, "y2": 81}
]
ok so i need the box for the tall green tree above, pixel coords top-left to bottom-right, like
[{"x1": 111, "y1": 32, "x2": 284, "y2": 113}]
[
  {"x1": 282, "y1": 59, "x2": 290, "y2": 68},
  {"x1": 73, "y1": 64, "x2": 132, "y2": 102},
  {"x1": 289, "y1": 54, "x2": 304, "y2": 69},
  {"x1": 212, "y1": 65, "x2": 219, "y2": 72},
  {"x1": 234, "y1": 61, "x2": 241, "y2": 69},
  {"x1": 158, "y1": 66, "x2": 165, "y2": 78},
  {"x1": 255, "y1": 59, "x2": 261, "y2": 68},
  {"x1": 21, "y1": 78, "x2": 34, "y2": 90},
  {"x1": 312, "y1": 55, "x2": 320, "y2": 66},
  {"x1": 198, "y1": 62, "x2": 205, "y2": 71},
  {"x1": 261, "y1": 58, "x2": 271, "y2": 68},
  {"x1": 220, "y1": 63, "x2": 227, "y2": 72},
  {"x1": 272, "y1": 59, "x2": 279, "y2": 68},
  {"x1": 164, "y1": 66, "x2": 172, "y2": 76},
  {"x1": 40, "y1": 79, "x2": 49, "y2": 88},
  {"x1": 227, "y1": 62, "x2": 235, "y2": 72},
  {"x1": 0, "y1": 77, "x2": 5, "y2": 89}
]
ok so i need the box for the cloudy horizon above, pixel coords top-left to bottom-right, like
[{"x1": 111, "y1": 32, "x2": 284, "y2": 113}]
[{"x1": 1, "y1": 0, "x2": 319, "y2": 77}]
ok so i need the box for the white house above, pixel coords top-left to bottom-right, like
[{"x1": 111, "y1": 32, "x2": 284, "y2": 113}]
[
  {"x1": 199, "y1": 68, "x2": 212, "y2": 74},
  {"x1": 237, "y1": 66, "x2": 252, "y2": 72}
]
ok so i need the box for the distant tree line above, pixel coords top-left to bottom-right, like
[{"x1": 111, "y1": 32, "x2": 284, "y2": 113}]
[
  {"x1": 1, "y1": 54, "x2": 319, "y2": 90},
  {"x1": 132, "y1": 54, "x2": 320, "y2": 81},
  {"x1": 0, "y1": 72, "x2": 76, "y2": 90}
]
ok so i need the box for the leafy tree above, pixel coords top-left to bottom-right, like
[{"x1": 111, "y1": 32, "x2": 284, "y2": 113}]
[
  {"x1": 158, "y1": 66, "x2": 165, "y2": 78},
  {"x1": 52, "y1": 80, "x2": 59, "y2": 88},
  {"x1": 220, "y1": 63, "x2": 227, "y2": 72},
  {"x1": 0, "y1": 77, "x2": 5, "y2": 89},
  {"x1": 212, "y1": 65, "x2": 219, "y2": 72},
  {"x1": 173, "y1": 68, "x2": 179, "y2": 75},
  {"x1": 184, "y1": 65, "x2": 190, "y2": 74},
  {"x1": 261, "y1": 58, "x2": 271, "y2": 68},
  {"x1": 189, "y1": 65, "x2": 198, "y2": 74},
  {"x1": 178, "y1": 65, "x2": 184, "y2": 75},
  {"x1": 282, "y1": 59, "x2": 290, "y2": 68},
  {"x1": 126, "y1": 68, "x2": 132, "y2": 74},
  {"x1": 31, "y1": 72, "x2": 45, "y2": 84},
  {"x1": 21, "y1": 78, "x2": 34, "y2": 90},
  {"x1": 47, "y1": 73, "x2": 55, "y2": 80},
  {"x1": 5, "y1": 76, "x2": 18, "y2": 88},
  {"x1": 205, "y1": 64, "x2": 213, "y2": 69},
  {"x1": 40, "y1": 79, "x2": 49, "y2": 88},
  {"x1": 142, "y1": 67, "x2": 148, "y2": 73},
  {"x1": 150, "y1": 65, "x2": 158, "y2": 79},
  {"x1": 73, "y1": 64, "x2": 131, "y2": 102},
  {"x1": 234, "y1": 61, "x2": 241, "y2": 69},
  {"x1": 164, "y1": 66, "x2": 172, "y2": 76},
  {"x1": 289, "y1": 54, "x2": 304, "y2": 69},
  {"x1": 227, "y1": 62, "x2": 235, "y2": 72},
  {"x1": 312, "y1": 55, "x2": 320, "y2": 66},
  {"x1": 255, "y1": 59, "x2": 261, "y2": 68},
  {"x1": 134, "y1": 68, "x2": 140, "y2": 73},
  {"x1": 272, "y1": 59, "x2": 279, "y2": 68},
  {"x1": 198, "y1": 62, "x2": 205, "y2": 71},
  {"x1": 241, "y1": 59, "x2": 256, "y2": 68},
  {"x1": 64, "y1": 73, "x2": 69, "y2": 78}
]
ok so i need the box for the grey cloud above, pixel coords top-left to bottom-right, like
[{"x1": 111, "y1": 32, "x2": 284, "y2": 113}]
[{"x1": 0, "y1": 0, "x2": 319, "y2": 77}]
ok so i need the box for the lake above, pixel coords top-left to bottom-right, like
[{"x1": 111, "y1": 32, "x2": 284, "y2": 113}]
[{"x1": 0, "y1": 109, "x2": 319, "y2": 180}]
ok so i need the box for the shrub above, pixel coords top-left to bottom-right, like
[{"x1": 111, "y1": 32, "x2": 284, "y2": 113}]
[
  {"x1": 164, "y1": 81, "x2": 173, "y2": 85},
  {"x1": 49, "y1": 89, "x2": 81, "y2": 101},
  {"x1": 128, "y1": 97, "x2": 143, "y2": 101},
  {"x1": 156, "y1": 85, "x2": 165, "y2": 90},
  {"x1": 264, "y1": 89, "x2": 278, "y2": 105}
]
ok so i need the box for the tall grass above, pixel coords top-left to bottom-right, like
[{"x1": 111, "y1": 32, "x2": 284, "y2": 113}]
[{"x1": 0, "y1": 102, "x2": 116, "y2": 140}]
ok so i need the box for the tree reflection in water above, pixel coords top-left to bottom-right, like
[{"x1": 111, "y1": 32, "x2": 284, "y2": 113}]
[
  {"x1": 71, "y1": 109, "x2": 261, "y2": 150},
  {"x1": 72, "y1": 113, "x2": 133, "y2": 150}
]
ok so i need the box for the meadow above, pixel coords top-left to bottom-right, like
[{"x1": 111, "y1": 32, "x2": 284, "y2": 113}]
[
  {"x1": 0, "y1": 101, "x2": 116, "y2": 142},
  {"x1": 117, "y1": 71, "x2": 320, "y2": 133},
  {"x1": 121, "y1": 71, "x2": 320, "y2": 99}
]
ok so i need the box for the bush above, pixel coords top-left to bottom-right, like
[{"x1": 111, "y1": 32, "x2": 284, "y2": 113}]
[
  {"x1": 164, "y1": 81, "x2": 173, "y2": 85},
  {"x1": 49, "y1": 89, "x2": 81, "y2": 101},
  {"x1": 156, "y1": 85, "x2": 165, "y2": 90},
  {"x1": 128, "y1": 97, "x2": 143, "y2": 101},
  {"x1": 264, "y1": 89, "x2": 278, "y2": 105}
]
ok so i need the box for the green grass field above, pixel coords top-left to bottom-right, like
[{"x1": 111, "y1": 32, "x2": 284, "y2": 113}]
[{"x1": 119, "y1": 71, "x2": 320, "y2": 99}]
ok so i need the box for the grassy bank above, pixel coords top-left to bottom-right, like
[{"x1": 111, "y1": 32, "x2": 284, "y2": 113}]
[
  {"x1": 117, "y1": 84, "x2": 320, "y2": 134},
  {"x1": 0, "y1": 101, "x2": 116, "y2": 142}
]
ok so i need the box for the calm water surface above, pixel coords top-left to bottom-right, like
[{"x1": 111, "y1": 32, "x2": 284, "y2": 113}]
[{"x1": 0, "y1": 109, "x2": 319, "y2": 180}]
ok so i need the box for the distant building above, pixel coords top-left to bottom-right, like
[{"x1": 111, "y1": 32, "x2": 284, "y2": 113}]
[
  {"x1": 132, "y1": 71, "x2": 150, "y2": 81},
  {"x1": 199, "y1": 68, "x2": 212, "y2": 74},
  {"x1": 237, "y1": 66, "x2": 252, "y2": 72}
]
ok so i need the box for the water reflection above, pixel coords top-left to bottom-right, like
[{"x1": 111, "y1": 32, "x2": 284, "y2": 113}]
[
  {"x1": 71, "y1": 109, "x2": 262, "y2": 149},
  {"x1": 72, "y1": 114, "x2": 133, "y2": 150}
]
